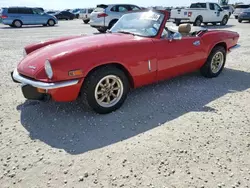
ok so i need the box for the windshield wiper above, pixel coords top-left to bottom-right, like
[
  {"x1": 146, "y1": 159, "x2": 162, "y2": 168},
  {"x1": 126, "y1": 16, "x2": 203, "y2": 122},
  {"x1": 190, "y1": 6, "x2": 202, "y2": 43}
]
[{"x1": 116, "y1": 30, "x2": 135, "y2": 36}]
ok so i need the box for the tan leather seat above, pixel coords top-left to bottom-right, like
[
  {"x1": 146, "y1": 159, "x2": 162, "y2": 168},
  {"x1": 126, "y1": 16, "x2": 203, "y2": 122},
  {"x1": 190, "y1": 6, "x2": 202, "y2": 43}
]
[{"x1": 178, "y1": 23, "x2": 191, "y2": 36}]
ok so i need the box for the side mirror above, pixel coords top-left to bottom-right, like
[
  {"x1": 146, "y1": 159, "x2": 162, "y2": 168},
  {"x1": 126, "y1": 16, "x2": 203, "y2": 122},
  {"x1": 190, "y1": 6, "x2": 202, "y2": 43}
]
[{"x1": 169, "y1": 32, "x2": 182, "y2": 41}]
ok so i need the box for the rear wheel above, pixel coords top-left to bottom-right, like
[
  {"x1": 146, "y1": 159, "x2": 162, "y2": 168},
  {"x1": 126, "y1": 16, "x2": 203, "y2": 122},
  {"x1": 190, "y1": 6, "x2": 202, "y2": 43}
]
[
  {"x1": 97, "y1": 28, "x2": 107, "y2": 33},
  {"x1": 81, "y1": 66, "x2": 129, "y2": 114},
  {"x1": 200, "y1": 46, "x2": 226, "y2": 78},
  {"x1": 13, "y1": 20, "x2": 22, "y2": 28},
  {"x1": 193, "y1": 16, "x2": 202, "y2": 26},
  {"x1": 83, "y1": 20, "x2": 89, "y2": 24},
  {"x1": 234, "y1": 15, "x2": 238, "y2": 19},
  {"x1": 175, "y1": 19, "x2": 181, "y2": 26},
  {"x1": 238, "y1": 19, "x2": 242, "y2": 23},
  {"x1": 108, "y1": 20, "x2": 118, "y2": 29}
]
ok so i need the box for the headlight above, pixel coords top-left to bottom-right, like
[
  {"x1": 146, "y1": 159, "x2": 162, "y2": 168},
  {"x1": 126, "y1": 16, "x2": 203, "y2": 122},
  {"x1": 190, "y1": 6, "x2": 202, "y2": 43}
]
[
  {"x1": 23, "y1": 49, "x2": 27, "y2": 57},
  {"x1": 45, "y1": 60, "x2": 53, "y2": 79}
]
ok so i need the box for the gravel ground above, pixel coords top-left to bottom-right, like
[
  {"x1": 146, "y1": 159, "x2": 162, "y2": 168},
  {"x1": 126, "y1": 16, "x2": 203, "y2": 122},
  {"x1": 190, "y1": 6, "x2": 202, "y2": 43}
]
[{"x1": 0, "y1": 18, "x2": 250, "y2": 188}]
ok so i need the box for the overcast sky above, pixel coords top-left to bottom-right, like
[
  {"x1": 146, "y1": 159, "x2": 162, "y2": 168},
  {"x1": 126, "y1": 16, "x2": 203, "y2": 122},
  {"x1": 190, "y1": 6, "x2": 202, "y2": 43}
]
[{"x1": 0, "y1": 0, "x2": 248, "y2": 10}]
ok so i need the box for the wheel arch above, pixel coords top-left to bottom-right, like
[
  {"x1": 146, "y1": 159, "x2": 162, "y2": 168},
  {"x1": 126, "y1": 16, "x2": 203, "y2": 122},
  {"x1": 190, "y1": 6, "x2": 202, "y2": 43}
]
[
  {"x1": 209, "y1": 42, "x2": 227, "y2": 55},
  {"x1": 196, "y1": 15, "x2": 203, "y2": 21},
  {"x1": 108, "y1": 19, "x2": 118, "y2": 28},
  {"x1": 12, "y1": 19, "x2": 23, "y2": 25},
  {"x1": 84, "y1": 63, "x2": 135, "y2": 89}
]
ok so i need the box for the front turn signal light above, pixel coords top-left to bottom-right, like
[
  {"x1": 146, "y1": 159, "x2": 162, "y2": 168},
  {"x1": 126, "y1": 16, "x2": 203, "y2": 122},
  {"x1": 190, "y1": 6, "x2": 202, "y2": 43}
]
[{"x1": 68, "y1": 69, "x2": 83, "y2": 76}]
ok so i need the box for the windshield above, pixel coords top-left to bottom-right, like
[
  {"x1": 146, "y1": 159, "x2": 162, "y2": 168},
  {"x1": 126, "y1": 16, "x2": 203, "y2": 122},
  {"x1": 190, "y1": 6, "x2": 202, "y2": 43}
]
[{"x1": 110, "y1": 11, "x2": 165, "y2": 37}]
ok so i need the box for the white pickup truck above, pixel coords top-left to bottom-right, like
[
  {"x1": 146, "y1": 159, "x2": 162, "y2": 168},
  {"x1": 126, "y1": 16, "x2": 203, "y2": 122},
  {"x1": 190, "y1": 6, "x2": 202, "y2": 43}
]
[{"x1": 170, "y1": 2, "x2": 230, "y2": 26}]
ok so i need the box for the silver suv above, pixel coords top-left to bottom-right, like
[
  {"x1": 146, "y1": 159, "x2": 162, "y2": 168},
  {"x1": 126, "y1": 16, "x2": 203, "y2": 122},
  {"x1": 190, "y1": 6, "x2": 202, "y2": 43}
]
[{"x1": 89, "y1": 4, "x2": 141, "y2": 33}]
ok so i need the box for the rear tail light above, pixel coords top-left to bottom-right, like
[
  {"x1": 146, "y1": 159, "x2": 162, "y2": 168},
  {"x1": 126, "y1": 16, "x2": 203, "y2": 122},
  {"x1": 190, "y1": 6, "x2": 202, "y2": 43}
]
[
  {"x1": 188, "y1": 12, "x2": 192, "y2": 17},
  {"x1": 97, "y1": 13, "x2": 108, "y2": 18},
  {"x1": 1, "y1": 15, "x2": 8, "y2": 19}
]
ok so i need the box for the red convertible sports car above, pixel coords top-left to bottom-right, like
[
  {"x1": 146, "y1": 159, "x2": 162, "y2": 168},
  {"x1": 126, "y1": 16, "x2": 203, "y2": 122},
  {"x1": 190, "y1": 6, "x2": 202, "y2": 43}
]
[{"x1": 11, "y1": 10, "x2": 240, "y2": 114}]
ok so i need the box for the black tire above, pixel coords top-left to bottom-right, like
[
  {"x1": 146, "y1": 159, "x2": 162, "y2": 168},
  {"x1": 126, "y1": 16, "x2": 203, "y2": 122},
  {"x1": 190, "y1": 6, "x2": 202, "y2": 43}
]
[
  {"x1": 193, "y1": 16, "x2": 202, "y2": 26},
  {"x1": 235, "y1": 16, "x2": 238, "y2": 19},
  {"x1": 47, "y1": 19, "x2": 55, "y2": 26},
  {"x1": 97, "y1": 28, "x2": 107, "y2": 33},
  {"x1": 175, "y1": 19, "x2": 181, "y2": 26},
  {"x1": 200, "y1": 46, "x2": 226, "y2": 78},
  {"x1": 238, "y1": 19, "x2": 242, "y2": 23},
  {"x1": 83, "y1": 20, "x2": 89, "y2": 24},
  {"x1": 220, "y1": 16, "x2": 228, "y2": 25},
  {"x1": 81, "y1": 66, "x2": 129, "y2": 114},
  {"x1": 9, "y1": 24, "x2": 15, "y2": 28},
  {"x1": 13, "y1": 20, "x2": 22, "y2": 28},
  {"x1": 108, "y1": 19, "x2": 118, "y2": 29}
]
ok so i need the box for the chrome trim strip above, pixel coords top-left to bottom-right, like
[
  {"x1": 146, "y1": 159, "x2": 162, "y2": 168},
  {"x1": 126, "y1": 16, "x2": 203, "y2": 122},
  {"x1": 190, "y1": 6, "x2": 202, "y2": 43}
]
[
  {"x1": 12, "y1": 68, "x2": 79, "y2": 90},
  {"x1": 148, "y1": 60, "x2": 151, "y2": 71},
  {"x1": 229, "y1": 44, "x2": 240, "y2": 52}
]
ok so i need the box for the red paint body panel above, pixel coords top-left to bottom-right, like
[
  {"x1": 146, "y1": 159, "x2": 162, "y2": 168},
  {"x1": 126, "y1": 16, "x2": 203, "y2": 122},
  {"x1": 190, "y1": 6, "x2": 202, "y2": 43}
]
[
  {"x1": 16, "y1": 11, "x2": 240, "y2": 102},
  {"x1": 48, "y1": 78, "x2": 84, "y2": 101}
]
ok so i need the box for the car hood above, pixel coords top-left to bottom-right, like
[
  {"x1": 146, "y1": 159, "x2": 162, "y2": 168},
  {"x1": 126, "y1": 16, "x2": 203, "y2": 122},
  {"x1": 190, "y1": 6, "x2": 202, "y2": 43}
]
[{"x1": 17, "y1": 33, "x2": 141, "y2": 79}]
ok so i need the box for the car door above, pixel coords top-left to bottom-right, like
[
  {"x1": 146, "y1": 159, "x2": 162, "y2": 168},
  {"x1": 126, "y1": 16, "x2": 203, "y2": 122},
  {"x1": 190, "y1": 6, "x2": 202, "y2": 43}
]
[
  {"x1": 208, "y1": 3, "x2": 218, "y2": 22},
  {"x1": 18, "y1": 8, "x2": 34, "y2": 24},
  {"x1": 155, "y1": 35, "x2": 207, "y2": 81},
  {"x1": 31, "y1": 8, "x2": 46, "y2": 24},
  {"x1": 213, "y1": 3, "x2": 224, "y2": 22}
]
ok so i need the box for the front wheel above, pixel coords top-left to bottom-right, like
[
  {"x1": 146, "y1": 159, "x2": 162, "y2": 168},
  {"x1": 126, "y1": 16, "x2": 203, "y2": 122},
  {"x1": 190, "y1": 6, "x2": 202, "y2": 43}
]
[
  {"x1": 220, "y1": 16, "x2": 228, "y2": 25},
  {"x1": 81, "y1": 66, "x2": 129, "y2": 114},
  {"x1": 238, "y1": 19, "x2": 242, "y2": 23},
  {"x1": 200, "y1": 46, "x2": 226, "y2": 78},
  {"x1": 47, "y1": 19, "x2": 55, "y2": 26}
]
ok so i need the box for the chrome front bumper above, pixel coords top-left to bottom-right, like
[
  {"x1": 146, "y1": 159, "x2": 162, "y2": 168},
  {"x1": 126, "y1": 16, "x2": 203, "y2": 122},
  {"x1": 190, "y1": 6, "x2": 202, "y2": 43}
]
[{"x1": 12, "y1": 68, "x2": 79, "y2": 90}]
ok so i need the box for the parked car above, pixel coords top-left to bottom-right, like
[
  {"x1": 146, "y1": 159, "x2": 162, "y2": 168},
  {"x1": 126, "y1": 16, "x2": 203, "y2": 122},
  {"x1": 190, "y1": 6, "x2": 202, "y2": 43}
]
[
  {"x1": 0, "y1": 7, "x2": 58, "y2": 28},
  {"x1": 170, "y1": 2, "x2": 230, "y2": 26},
  {"x1": 233, "y1": 4, "x2": 250, "y2": 19},
  {"x1": 10, "y1": 10, "x2": 239, "y2": 114},
  {"x1": 238, "y1": 8, "x2": 250, "y2": 22},
  {"x1": 221, "y1": 5, "x2": 234, "y2": 17},
  {"x1": 89, "y1": 4, "x2": 141, "y2": 33},
  {"x1": 46, "y1": 11, "x2": 57, "y2": 15},
  {"x1": 54, "y1": 11, "x2": 75, "y2": 20},
  {"x1": 70, "y1": 8, "x2": 82, "y2": 19},
  {"x1": 79, "y1": 8, "x2": 94, "y2": 23}
]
